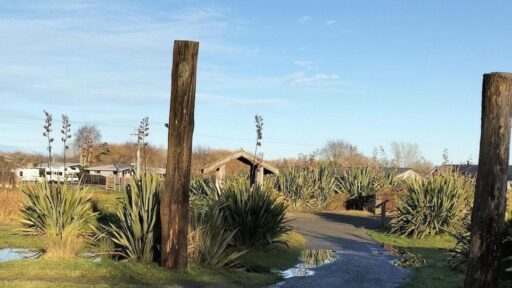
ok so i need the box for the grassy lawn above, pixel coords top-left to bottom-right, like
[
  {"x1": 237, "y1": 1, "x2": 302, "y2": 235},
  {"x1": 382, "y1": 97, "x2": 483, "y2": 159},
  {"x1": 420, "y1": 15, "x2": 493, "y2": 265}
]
[
  {"x1": 0, "y1": 186, "x2": 307, "y2": 288},
  {"x1": 0, "y1": 229, "x2": 305, "y2": 288},
  {"x1": 368, "y1": 230, "x2": 464, "y2": 288}
]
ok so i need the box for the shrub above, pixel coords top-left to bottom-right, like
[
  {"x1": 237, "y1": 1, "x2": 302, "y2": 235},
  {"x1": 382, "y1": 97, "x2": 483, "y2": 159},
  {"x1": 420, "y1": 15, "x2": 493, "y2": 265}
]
[
  {"x1": 19, "y1": 182, "x2": 98, "y2": 258},
  {"x1": 219, "y1": 183, "x2": 290, "y2": 249},
  {"x1": 188, "y1": 201, "x2": 246, "y2": 267},
  {"x1": 105, "y1": 174, "x2": 161, "y2": 263},
  {"x1": 337, "y1": 167, "x2": 385, "y2": 210},
  {"x1": 274, "y1": 165, "x2": 338, "y2": 209},
  {"x1": 390, "y1": 172, "x2": 473, "y2": 238}
]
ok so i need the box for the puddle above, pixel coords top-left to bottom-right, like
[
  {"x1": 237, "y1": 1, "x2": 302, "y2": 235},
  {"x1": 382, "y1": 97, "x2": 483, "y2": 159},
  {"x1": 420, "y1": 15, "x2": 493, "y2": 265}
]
[
  {"x1": 277, "y1": 249, "x2": 337, "y2": 279},
  {"x1": 0, "y1": 248, "x2": 39, "y2": 262}
]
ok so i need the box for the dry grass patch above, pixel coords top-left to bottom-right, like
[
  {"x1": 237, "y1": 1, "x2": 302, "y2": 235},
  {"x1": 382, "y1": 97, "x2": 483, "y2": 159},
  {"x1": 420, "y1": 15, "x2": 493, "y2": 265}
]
[{"x1": 0, "y1": 189, "x2": 24, "y2": 225}]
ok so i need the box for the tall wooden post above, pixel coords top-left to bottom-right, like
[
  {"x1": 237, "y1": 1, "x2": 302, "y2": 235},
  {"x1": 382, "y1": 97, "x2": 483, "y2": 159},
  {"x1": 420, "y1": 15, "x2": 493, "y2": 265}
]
[
  {"x1": 161, "y1": 40, "x2": 199, "y2": 269},
  {"x1": 465, "y1": 72, "x2": 512, "y2": 287}
]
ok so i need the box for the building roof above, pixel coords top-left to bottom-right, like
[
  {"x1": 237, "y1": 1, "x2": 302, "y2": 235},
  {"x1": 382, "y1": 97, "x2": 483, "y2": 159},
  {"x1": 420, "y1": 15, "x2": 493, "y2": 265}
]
[
  {"x1": 85, "y1": 164, "x2": 133, "y2": 172},
  {"x1": 35, "y1": 162, "x2": 81, "y2": 169},
  {"x1": 202, "y1": 150, "x2": 279, "y2": 175},
  {"x1": 431, "y1": 164, "x2": 512, "y2": 180},
  {"x1": 382, "y1": 167, "x2": 415, "y2": 175}
]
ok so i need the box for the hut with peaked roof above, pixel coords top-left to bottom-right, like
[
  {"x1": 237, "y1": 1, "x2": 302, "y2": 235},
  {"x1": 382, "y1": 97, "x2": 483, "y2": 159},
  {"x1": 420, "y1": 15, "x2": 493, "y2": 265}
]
[{"x1": 201, "y1": 150, "x2": 279, "y2": 189}]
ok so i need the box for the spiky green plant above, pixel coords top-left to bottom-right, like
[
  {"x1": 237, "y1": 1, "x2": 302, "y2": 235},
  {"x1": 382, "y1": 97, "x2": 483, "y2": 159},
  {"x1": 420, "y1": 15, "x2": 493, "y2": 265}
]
[
  {"x1": 274, "y1": 165, "x2": 338, "y2": 209},
  {"x1": 337, "y1": 167, "x2": 386, "y2": 210},
  {"x1": 337, "y1": 167, "x2": 384, "y2": 198},
  {"x1": 391, "y1": 172, "x2": 473, "y2": 238},
  {"x1": 19, "y1": 182, "x2": 97, "y2": 258},
  {"x1": 219, "y1": 183, "x2": 290, "y2": 249},
  {"x1": 105, "y1": 174, "x2": 161, "y2": 263},
  {"x1": 189, "y1": 201, "x2": 246, "y2": 267}
]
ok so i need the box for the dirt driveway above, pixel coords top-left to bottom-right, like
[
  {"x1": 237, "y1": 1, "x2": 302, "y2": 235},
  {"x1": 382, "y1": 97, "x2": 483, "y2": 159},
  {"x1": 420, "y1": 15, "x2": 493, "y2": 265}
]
[{"x1": 270, "y1": 211, "x2": 409, "y2": 288}]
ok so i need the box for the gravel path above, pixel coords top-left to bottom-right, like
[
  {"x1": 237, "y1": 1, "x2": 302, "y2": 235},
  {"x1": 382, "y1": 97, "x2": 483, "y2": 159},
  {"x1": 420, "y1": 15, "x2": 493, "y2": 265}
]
[{"x1": 269, "y1": 212, "x2": 409, "y2": 288}]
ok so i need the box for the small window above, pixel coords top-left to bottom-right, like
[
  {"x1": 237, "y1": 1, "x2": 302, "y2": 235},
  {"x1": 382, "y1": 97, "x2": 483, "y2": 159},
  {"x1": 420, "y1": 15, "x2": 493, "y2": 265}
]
[
  {"x1": 96, "y1": 170, "x2": 101, "y2": 174},
  {"x1": 46, "y1": 171, "x2": 51, "y2": 176},
  {"x1": 19, "y1": 171, "x2": 23, "y2": 177}
]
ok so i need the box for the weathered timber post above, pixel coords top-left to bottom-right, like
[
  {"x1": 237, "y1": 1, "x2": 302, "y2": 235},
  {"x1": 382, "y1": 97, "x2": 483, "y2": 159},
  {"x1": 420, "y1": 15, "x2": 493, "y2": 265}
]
[
  {"x1": 215, "y1": 165, "x2": 225, "y2": 191},
  {"x1": 161, "y1": 40, "x2": 199, "y2": 269},
  {"x1": 465, "y1": 72, "x2": 512, "y2": 287}
]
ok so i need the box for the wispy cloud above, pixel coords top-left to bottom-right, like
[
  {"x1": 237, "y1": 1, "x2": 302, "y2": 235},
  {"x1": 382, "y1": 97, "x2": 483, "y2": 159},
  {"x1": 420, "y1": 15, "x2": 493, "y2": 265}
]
[
  {"x1": 293, "y1": 60, "x2": 315, "y2": 69},
  {"x1": 297, "y1": 16, "x2": 312, "y2": 23},
  {"x1": 285, "y1": 72, "x2": 340, "y2": 84},
  {"x1": 324, "y1": 20, "x2": 336, "y2": 26},
  {"x1": 197, "y1": 94, "x2": 285, "y2": 107}
]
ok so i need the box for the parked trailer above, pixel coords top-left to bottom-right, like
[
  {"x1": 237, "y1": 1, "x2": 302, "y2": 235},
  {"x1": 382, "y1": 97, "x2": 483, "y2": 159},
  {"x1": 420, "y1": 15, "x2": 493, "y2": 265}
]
[{"x1": 14, "y1": 168, "x2": 42, "y2": 182}]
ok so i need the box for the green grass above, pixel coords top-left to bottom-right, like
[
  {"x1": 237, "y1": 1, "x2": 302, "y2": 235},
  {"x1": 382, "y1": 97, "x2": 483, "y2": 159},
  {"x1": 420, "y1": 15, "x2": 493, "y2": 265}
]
[
  {"x1": 238, "y1": 231, "x2": 307, "y2": 272},
  {"x1": 0, "y1": 224, "x2": 306, "y2": 287},
  {"x1": 0, "y1": 257, "x2": 277, "y2": 287},
  {"x1": 368, "y1": 229, "x2": 464, "y2": 288},
  {"x1": 0, "y1": 225, "x2": 43, "y2": 249}
]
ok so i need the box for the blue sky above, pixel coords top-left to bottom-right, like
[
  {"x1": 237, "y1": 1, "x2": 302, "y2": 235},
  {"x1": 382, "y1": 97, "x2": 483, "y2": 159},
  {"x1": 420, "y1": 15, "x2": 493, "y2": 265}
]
[{"x1": 1, "y1": 0, "x2": 511, "y2": 164}]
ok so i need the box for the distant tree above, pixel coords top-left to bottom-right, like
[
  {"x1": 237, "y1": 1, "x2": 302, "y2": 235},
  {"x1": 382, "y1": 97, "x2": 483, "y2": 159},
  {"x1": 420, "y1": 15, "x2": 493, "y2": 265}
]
[
  {"x1": 390, "y1": 142, "x2": 422, "y2": 167},
  {"x1": 74, "y1": 125, "x2": 101, "y2": 166},
  {"x1": 319, "y1": 139, "x2": 366, "y2": 167},
  {"x1": 442, "y1": 148, "x2": 450, "y2": 165},
  {"x1": 94, "y1": 142, "x2": 110, "y2": 163}
]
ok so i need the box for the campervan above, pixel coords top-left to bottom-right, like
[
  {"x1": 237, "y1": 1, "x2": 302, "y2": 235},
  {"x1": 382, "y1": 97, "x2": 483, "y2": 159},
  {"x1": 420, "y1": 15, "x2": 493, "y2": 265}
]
[{"x1": 43, "y1": 166, "x2": 80, "y2": 184}]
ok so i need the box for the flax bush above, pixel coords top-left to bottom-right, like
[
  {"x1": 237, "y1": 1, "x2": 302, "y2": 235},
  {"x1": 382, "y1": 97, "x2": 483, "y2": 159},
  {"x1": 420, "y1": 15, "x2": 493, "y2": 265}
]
[
  {"x1": 274, "y1": 165, "x2": 338, "y2": 209},
  {"x1": 219, "y1": 183, "x2": 290, "y2": 249},
  {"x1": 19, "y1": 182, "x2": 98, "y2": 258},
  {"x1": 188, "y1": 201, "x2": 246, "y2": 267},
  {"x1": 390, "y1": 172, "x2": 473, "y2": 238},
  {"x1": 105, "y1": 174, "x2": 161, "y2": 263}
]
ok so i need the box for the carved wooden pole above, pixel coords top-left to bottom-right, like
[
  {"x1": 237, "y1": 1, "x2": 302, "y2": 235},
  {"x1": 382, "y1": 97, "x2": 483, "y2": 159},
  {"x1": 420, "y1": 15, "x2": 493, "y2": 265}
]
[
  {"x1": 465, "y1": 72, "x2": 512, "y2": 287},
  {"x1": 161, "y1": 40, "x2": 199, "y2": 269}
]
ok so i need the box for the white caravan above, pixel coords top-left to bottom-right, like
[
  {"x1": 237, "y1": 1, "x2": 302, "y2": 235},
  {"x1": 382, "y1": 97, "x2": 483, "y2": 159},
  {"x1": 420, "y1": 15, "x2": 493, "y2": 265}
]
[{"x1": 15, "y1": 168, "x2": 42, "y2": 182}]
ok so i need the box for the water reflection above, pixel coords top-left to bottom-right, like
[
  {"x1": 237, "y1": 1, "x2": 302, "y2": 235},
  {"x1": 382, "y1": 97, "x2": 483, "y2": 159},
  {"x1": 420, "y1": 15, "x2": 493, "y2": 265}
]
[
  {"x1": 279, "y1": 249, "x2": 337, "y2": 279},
  {"x1": 0, "y1": 248, "x2": 38, "y2": 262}
]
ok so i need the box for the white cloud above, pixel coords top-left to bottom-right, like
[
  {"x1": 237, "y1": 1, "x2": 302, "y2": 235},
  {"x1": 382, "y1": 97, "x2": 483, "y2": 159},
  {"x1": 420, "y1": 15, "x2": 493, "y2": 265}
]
[
  {"x1": 324, "y1": 20, "x2": 336, "y2": 26},
  {"x1": 297, "y1": 16, "x2": 312, "y2": 23},
  {"x1": 285, "y1": 72, "x2": 340, "y2": 84},
  {"x1": 293, "y1": 60, "x2": 315, "y2": 68},
  {"x1": 197, "y1": 94, "x2": 285, "y2": 107}
]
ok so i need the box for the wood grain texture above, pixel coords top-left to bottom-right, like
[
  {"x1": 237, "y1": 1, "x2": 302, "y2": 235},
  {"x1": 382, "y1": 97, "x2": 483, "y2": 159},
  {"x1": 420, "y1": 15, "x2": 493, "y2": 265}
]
[
  {"x1": 465, "y1": 72, "x2": 512, "y2": 287},
  {"x1": 161, "y1": 40, "x2": 199, "y2": 269}
]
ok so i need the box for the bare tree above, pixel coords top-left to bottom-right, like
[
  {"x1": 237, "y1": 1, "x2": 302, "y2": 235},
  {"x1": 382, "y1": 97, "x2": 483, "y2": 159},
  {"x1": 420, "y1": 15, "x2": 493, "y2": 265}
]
[
  {"x1": 390, "y1": 142, "x2": 422, "y2": 167},
  {"x1": 74, "y1": 125, "x2": 101, "y2": 166},
  {"x1": 319, "y1": 139, "x2": 365, "y2": 166}
]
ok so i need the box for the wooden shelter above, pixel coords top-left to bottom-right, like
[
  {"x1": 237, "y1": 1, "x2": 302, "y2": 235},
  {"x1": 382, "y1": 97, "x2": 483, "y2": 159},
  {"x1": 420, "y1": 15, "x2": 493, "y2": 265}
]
[{"x1": 201, "y1": 150, "x2": 279, "y2": 189}]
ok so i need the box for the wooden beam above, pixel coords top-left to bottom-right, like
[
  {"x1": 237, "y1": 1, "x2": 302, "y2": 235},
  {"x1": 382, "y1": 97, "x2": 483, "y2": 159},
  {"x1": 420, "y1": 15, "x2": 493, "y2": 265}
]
[
  {"x1": 161, "y1": 40, "x2": 199, "y2": 270},
  {"x1": 465, "y1": 72, "x2": 512, "y2": 287},
  {"x1": 202, "y1": 150, "x2": 279, "y2": 175}
]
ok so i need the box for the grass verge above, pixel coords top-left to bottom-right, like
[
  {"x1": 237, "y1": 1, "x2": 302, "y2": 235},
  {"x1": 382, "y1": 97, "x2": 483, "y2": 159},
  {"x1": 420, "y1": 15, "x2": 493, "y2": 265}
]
[{"x1": 368, "y1": 229, "x2": 463, "y2": 288}]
